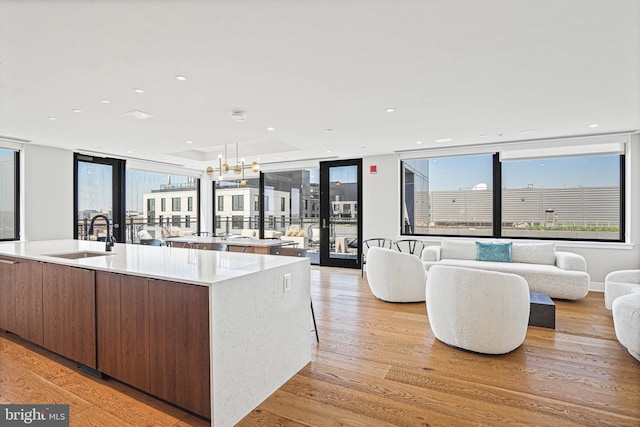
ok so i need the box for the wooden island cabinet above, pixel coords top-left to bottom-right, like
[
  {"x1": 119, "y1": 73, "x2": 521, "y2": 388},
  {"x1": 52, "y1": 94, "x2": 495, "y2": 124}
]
[
  {"x1": 42, "y1": 263, "x2": 96, "y2": 369},
  {"x1": 96, "y1": 271, "x2": 211, "y2": 418},
  {"x1": 0, "y1": 257, "x2": 44, "y2": 346}
]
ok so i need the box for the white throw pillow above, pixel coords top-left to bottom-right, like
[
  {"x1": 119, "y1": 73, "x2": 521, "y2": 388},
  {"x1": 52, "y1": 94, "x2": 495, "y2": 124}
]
[
  {"x1": 511, "y1": 243, "x2": 556, "y2": 265},
  {"x1": 440, "y1": 240, "x2": 476, "y2": 260}
]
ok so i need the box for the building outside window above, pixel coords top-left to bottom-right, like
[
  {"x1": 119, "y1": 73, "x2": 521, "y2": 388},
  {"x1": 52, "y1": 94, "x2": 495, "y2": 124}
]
[
  {"x1": 232, "y1": 195, "x2": 244, "y2": 211},
  {"x1": 146, "y1": 199, "x2": 156, "y2": 225},
  {"x1": 161, "y1": 198, "x2": 166, "y2": 212},
  {"x1": 172, "y1": 197, "x2": 181, "y2": 211},
  {"x1": 187, "y1": 197, "x2": 193, "y2": 212},
  {"x1": 172, "y1": 215, "x2": 181, "y2": 227},
  {"x1": 218, "y1": 195, "x2": 224, "y2": 211},
  {"x1": 281, "y1": 197, "x2": 286, "y2": 211}
]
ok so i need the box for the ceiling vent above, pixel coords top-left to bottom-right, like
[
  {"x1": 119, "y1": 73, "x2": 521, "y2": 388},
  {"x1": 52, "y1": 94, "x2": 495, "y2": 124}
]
[{"x1": 230, "y1": 111, "x2": 245, "y2": 122}]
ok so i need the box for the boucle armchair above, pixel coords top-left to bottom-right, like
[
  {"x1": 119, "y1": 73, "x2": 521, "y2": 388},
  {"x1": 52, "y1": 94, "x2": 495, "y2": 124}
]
[
  {"x1": 604, "y1": 270, "x2": 640, "y2": 309},
  {"x1": 365, "y1": 247, "x2": 426, "y2": 303},
  {"x1": 604, "y1": 270, "x2": 640, "y2": 361},
  {"x1": 426, "y1": 265, "x2": 530, "y2": 354}
]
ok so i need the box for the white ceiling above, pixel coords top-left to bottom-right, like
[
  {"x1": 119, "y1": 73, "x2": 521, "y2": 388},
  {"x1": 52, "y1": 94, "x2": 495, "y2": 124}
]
[{"x1": 1, "y1": 0, "x2": 638, "y2": 172}]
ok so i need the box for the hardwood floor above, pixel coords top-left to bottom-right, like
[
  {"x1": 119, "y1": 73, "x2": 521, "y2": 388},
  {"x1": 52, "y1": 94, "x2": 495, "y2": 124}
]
[{"x1": 1, "y1": 266, "x2": 639, "y2": 426}]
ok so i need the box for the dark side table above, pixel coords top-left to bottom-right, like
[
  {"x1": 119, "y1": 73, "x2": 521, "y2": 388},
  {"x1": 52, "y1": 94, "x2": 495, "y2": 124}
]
[{"x1": 529, "y1": 291, "x2": 556, "y2": 329}]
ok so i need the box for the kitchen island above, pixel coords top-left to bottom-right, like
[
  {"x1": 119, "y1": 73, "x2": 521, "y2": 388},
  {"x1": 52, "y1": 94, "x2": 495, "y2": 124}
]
[{"x1": 0, "y1": 239, "x2": 311, "y2": 426}]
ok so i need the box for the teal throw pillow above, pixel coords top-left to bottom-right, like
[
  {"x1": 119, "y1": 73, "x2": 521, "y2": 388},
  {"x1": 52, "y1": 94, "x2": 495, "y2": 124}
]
[{"x1": 476, "y1": 242, "x2": 512, "y2": 263}]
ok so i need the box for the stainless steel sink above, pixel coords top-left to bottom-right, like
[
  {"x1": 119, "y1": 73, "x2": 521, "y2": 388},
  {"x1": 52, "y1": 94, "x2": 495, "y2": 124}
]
[{"x1": 45, "y1": 251, "x2": 115, "y2": 260}]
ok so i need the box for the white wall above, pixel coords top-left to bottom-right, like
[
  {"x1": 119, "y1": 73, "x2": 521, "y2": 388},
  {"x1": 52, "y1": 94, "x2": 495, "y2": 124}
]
[
  {"x1": 362, "y1": 135, "x2": 640, "y2": 285},
  {"x1": 362, "y1": 155, "x2": 400, "y2": 240},
  {"x1": 21, "y1": 144, "x2": 74, "y2": 241}
]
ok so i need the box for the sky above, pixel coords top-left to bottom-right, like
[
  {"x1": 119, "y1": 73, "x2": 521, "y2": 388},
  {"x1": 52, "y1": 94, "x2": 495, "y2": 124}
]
[
  {"x1": 77, "y1": 162, "x2": 193, "y2": 213},
  {"x1": 407, "y1": 154, "x2": 620, "y2": 191}
]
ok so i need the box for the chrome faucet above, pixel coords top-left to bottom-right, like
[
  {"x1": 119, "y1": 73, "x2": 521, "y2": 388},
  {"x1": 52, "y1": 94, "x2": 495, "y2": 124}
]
[{"x1": 89, "y1": 214, "x2": 115, "y2": 252}]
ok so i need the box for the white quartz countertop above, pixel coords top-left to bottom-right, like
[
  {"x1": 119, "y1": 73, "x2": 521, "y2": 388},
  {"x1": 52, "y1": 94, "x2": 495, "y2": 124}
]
[{"x1": 0, "y1": 239, "x2": 308, "y2": 287}]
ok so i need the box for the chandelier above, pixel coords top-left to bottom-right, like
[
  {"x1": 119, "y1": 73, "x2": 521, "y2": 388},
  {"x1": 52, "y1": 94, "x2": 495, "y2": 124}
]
[{"x1": 206, "y1": 143, "x2": 259, "y2": 185}]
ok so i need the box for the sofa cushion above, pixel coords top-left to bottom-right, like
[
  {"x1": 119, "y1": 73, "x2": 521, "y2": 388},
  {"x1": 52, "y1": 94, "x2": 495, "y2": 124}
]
[
  {"x1": 511, "y1": 243, "x2": 556, "y2": 265},
  {"x1": 476, "y1": 242, "x2": 512, "y2": 263},
  {"x1": 441, "y1": 240, "x2": 476, "y2": 261}
]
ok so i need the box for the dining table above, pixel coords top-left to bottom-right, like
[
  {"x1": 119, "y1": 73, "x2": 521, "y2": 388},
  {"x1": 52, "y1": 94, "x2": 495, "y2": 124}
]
[{"x1": 165, "y1": 235, "x2": 294, "y2": 254}]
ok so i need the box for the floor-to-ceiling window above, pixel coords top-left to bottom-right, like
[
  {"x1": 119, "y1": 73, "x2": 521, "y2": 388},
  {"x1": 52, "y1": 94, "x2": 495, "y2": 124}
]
[
  {"x1": 0, "y1": 148, "x2": 19, "y2": 241},
  {"x1": 74, "y1": 154, "x2": 125, "y2": 242},
  {"x1": 75, "y1": 154, "x2": 200, "y2": 243},
  {"x1": 213, "y1": 178, "x2": 260, "y2": 236},
  {"x1": 126, "y1": 169, "x2": 200, "y2": 243}
]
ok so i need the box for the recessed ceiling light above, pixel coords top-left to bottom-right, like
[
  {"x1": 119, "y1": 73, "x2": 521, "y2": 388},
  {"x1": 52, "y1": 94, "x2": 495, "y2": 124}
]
[
  {"x1": 519, "y1": 128, "x2": 541, "y2": 133},
  {"x1": 435, "y1": 138, "x2": 453, "y2": 143},
  {"x1": 479, "y1": 134, "x2": 488, "y2": 138},
  {"x1": 186, "y1": 140, "x2": 193, "y2": 144},
  {"x1": 267, "y1": 127, "x2": 275, "y2": 131},
  {"x1": 125, "y1": 110, "x2": 154, "y2": 120},
  {"x1": 589, "y1": 123, "x2": 599, "y2": 128},
  {"x1": 134, "y1": 88, "x2": 145, "y2": 94},
  {"x1": 416, "y1": 141, "x2": 423, "y2": 145},
  {"x1": 100, "y1": 99, "x2": 111, "y2": 104},
  {"x1": 386, "y1": 107, "x2": 395, "y2": 113},
  {"x1": 326, "y1": 150, "x2": 332, "y2": 153},
  {"x1": 127, "y1": 150, "x2": 133, "y2": 154},
  {"x1": 72, "y1": 109, "x2": 82, "y2": 113},
  {"x1": 47, "y1": 116, "x2": 56, "y2": 121},
  {"x1": 175, "y1": 75, "x2": 187, "y2": 81}
]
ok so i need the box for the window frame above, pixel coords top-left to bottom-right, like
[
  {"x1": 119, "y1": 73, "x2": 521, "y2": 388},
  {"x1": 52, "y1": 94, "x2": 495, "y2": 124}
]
[
  {"x1": 0, "y1": 148, "x2": 20, "y2": 241},
  {"x1": 400, "y1": 152, "x2": 625, "y2": 243},
  {"x1": 172, "y1": 197, "x2": 181, "y2": 211},
  {"x1": 232, "y1": 195, "x2": 244, "y2": 211}
]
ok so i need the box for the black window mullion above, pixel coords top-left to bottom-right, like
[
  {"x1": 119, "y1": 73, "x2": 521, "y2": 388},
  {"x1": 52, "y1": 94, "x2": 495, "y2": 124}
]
[
  {"x1": 619, "y1": 154, "x2": 626, "y2": 242},
  {"x1": 492, "y1": 153, "x2": 502, "y2": 238},
  {"x1": 258, "y1": 172, "x2": 265, "y2": 239}
]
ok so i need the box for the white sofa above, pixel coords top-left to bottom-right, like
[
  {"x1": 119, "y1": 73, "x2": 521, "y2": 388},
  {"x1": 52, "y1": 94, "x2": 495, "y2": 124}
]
[{"x1": 422, "y1": 240, "x2": 590, "y2": 300}]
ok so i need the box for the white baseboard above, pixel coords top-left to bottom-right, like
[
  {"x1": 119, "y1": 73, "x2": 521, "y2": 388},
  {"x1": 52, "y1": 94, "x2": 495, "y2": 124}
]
[{"x1": 590, "y1": 281, "x2": 604, "y2": 292}]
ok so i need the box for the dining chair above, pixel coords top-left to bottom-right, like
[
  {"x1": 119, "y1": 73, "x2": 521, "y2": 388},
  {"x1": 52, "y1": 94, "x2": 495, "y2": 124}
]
[
  {"x1": 393, "y1": 238, "x2": 426, "y2": 257},
  {"x1": 268, "y1": 246, "x2": 318, "y2": 342},
  {"x1": 209, "y1": 242, "x2": 228, "y2": 251}
]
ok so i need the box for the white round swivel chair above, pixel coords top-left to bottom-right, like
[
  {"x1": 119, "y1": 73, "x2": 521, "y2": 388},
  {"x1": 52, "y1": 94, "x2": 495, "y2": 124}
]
[
  {"x1": 426, "y1": 265, "x2": 530, "y2": 355},
  {"x1": 605, "y1": 270, "x2": 640, "y2": 361},
  {"x1": 365, "y1": 247, "x2": 427, "y2": 303}
]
